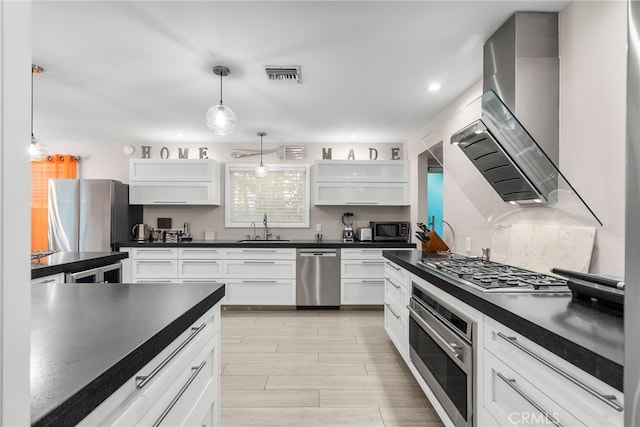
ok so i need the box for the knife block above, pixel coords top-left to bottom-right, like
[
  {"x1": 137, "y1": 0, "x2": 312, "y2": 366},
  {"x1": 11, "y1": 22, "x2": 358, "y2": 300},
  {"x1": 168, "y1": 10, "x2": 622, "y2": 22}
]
[{"x1": 421, "y1": 229, "x2": 449, "y2": 253}]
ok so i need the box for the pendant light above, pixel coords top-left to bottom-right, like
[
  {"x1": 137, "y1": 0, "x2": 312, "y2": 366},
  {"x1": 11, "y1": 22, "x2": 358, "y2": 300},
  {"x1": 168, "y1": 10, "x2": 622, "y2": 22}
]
[
  {"x1": 30, "y1": 64, "x2": 48, "y2": 161},
  {"x1": 206, "y1": 65, "x2": 236, "y2": 135},
  {"x1": 254, "y1": 131, "x2": 269, "y2": 177}
]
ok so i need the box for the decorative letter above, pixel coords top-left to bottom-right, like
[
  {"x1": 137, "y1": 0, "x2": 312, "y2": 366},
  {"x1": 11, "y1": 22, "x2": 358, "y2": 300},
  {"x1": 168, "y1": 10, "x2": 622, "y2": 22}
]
[
  {"x1": 322, "y1": 148, "x2": 332, "y2": 160},
  {"x1": 178, "y1": 148, "x2": 189, "y2": 159},
  {"x1": 199, "y1": 147, "x2": 209, "y2": 159},
  {"x1": 369, "y1": 148, "x2": 378, "y2": 160},
  {"x1": 391, "y1": 147, "x2": 400, "y2": 160},
  {"x1": 141, "y1": 146, "x2": 151, "y2": 159},
  {"x1": 160, "y1": 147, "x2": 169, "y2": 159},
  {"x1": 347, "y1": 148, "x2": 355, "y2": 160}
]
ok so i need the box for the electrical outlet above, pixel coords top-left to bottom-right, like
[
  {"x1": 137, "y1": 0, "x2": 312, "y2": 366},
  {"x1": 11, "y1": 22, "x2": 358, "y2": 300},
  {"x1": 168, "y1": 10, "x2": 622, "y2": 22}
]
[{"x1": 465, "y1": 237, "x2": 472, "y2": 252}]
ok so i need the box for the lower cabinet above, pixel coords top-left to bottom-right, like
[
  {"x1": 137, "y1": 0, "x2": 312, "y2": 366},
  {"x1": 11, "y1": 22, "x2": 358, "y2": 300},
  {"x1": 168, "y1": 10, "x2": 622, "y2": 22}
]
[
  {"x1": 383, "y1": 260, "x2": 410, "y2": 361},
  {"x1": 31, "y1": 272, "x2": 65, "y2": 285},
  {"x1": 78, "y1": 304, "x2": 221, "y2": 427}
]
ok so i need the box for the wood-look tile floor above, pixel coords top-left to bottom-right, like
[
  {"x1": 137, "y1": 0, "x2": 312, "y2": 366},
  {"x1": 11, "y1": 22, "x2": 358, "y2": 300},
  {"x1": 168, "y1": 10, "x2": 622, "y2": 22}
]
[{"x1": 220, "y1": 308, "x2": 443, "y2": 427}]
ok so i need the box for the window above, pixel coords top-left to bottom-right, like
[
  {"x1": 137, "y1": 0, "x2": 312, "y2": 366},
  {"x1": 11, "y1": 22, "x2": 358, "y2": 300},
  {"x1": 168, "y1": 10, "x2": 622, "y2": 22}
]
[{"x1": 225, "y1": 164, "x2": 310, "y2": 228}]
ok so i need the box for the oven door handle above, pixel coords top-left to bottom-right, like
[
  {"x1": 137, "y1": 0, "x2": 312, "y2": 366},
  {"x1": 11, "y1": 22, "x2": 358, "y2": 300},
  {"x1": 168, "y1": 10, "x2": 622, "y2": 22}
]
[{"x1": 408, "y1": 305, "x2": 462, "y2": 361}]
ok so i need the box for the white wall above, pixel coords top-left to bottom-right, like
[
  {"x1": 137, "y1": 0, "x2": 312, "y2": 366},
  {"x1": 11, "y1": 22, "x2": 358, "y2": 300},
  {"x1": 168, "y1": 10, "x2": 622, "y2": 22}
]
[
  {"x1": 1, "y1": 1, "x2": 32, "y2": 424},
  {"x1": 407, "y1": 1, "x2": 627, "y2": 275},
  {"x1": 46, "y1": 141, "x2": 409, "y2": 240}
]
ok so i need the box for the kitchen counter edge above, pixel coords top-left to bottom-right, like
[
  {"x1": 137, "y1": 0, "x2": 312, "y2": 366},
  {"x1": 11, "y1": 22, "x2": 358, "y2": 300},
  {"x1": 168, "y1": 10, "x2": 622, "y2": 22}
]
[
  {"x1": 117, "y1": 239, "x2": 416, "y2": 249},
  {"x1": 31, "y1": 252, "x2": 128, "y2": 280}
]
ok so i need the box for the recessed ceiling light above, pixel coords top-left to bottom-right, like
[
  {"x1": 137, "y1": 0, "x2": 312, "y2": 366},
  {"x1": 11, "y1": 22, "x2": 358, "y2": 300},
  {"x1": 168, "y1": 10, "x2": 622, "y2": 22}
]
[
  {"x1": 427, "y1": 83, "x2": 442, "y2": 92},
  {"x1": 175, "y1": 133, "x2": 185, "y2": 138},
  {"x1": 348, "y1": 134, "x2": 358, "y2": 139}
]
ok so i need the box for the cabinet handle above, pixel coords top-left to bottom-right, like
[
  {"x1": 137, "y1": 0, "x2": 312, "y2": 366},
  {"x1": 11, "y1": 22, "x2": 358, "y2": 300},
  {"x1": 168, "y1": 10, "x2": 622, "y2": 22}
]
[
  {"x1": 385, "y1": 277, "x2": 401, "y2": 289},
  {"x1": 385, "y1": 262, "x2": 401, "y2": 271},
  {"x1": 135, "y1": 280, "x2": 174, "y2": 283},
  {"x1": 241, "y1": 249, "x2": 277, "y2": 253},
  {"x1": 182, "y1": 260, "x2": 218, "y2": 264},
  {"x1": 241, "y1": 280, "x2": 278, "y2": 284},
  {"x1": 346, "y1": 202, "x2": 379, "y2": 205},
  {"x1": 243, "y1": 261, "x2": 276, "y2": 264},
  {"x1": 385, "y1": 303, "x2": 400, "y2": 319},
  {"x1": 152, "y1": 360, "x2": 207, "y2": 427},
  {"x1": 39, "y1": 278, "x2": 57, "y2": 284},
  {"x1": 137, "y1": 260, "x2": 174, "y2": 264},
  {"x1": 136, "y1": 323, "x2": 206, "y2": 389},
  {"x1": 496, "y1": 332, "x2": 623, "y2": 412},
  {"x1": 361, "y1": 280, "x2": 384, "y2": 284},
  {"x1": 152, "y1": 201, "x2": 188, "y2": 204},
  {"x1": 496, "y1": 372, "x2": 563, "y2": 427},
  {"x1": 361, "y1": 261, "x2": 384, "y2": 265}
]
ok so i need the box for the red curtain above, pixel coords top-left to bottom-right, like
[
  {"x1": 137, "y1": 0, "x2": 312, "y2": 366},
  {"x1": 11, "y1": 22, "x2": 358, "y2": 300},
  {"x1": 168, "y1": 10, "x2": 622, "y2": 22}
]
[{"x1": 31, "y1": 155, "x2": 78, "y2": 251}]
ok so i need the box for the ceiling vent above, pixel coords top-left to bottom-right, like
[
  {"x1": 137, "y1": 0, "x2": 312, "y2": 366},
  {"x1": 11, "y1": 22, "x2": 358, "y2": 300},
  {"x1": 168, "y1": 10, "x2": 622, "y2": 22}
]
[{"x1": 264, "y1": 66, "x2": 302, "y2": 84}]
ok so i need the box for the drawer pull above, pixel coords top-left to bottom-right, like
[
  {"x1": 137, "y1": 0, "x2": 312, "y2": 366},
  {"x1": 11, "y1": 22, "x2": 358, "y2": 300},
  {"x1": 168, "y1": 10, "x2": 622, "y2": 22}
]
[
  {"x1": 496, "y1": 372, "x2": 563, "y2": 427},
  {"x1": 136, "y1": 280, "x2": 174, "y2": 283},
  {"x1": 361, "y1": 280, "x2": 384, "y2": 284},
  {"x1": 152, "y1": 201, "x2": 188, "y2": 204},
  {"x1": 182, "y1": 260, "x2": 218, "y2": 264},
  {"x1": 241, "y1": 280, "x2": 278, "y2": 284},
  {"x1": 385, "y1": 262, "x2": 401, "y2": 271},
  {"x1": 385, "y1": 303, "x2": 400, "y2": 319},
  {"x1": 496, "y1": 332, "x2": 623, "y2": 412},
  {"x1": 385, "y1": 277, "x2": 401, "y2": 289},
  {"x1": 240, "y1": 249, "x2": 277, "y2": 253},
  {"x1": 152, "y1": 360, "x2": 207, "y2": 427},
  {"x1": 137, "y1": 260, "x2": 175, "y2": 264},
  {"x1": 361, "y1": 261, "x2": 384, "y2": 265},
  {"x1": 136, "y1": 323, "x2": 206, "y2": 389},
  {"x1": 243, "y1": 261, "x2": 276, "y2": 264},
  {"x1": 346, "y1": 201, "x2": 379, "y2": 205},
  {"x1": 39, "y1": 278, "x2": 57, "y2": 284}
]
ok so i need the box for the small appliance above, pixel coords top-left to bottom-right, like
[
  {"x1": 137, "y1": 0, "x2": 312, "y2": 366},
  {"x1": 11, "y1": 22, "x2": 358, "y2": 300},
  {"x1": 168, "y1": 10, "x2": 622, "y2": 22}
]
[
  {"x1": 342, "y1": 212, "x2": 354, "y2": 242},
  {"x1": 132, "y1": 223, "x2": 150, "y2": 242},
  {"x1": 357, "y1": 227, "x2": 372, "y2": 242},
  {"x1": 370, "y1": 221, "x2": 410, "y2": 242}
]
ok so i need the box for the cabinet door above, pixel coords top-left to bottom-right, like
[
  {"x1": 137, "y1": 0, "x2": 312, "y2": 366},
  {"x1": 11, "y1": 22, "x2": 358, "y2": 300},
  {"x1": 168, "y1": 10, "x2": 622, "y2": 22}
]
[
  {"x1": 130, "y1": 159, "x2": 218, "y2": 182},
  {"x1": 132, "y1": 259, "x2": 178, "y2": 279},
  {"x1": 341, "y1": 279, "x2": 384, "y2": 304},
  {"x1": 129, "y1": 182, "x2": 220, "y2": 206},
  {"x1": 179, "y1": 248, "x2": 226, "y2": 259},
  {"x1": 224, "y1": 260, "x2": 296, "y2": 278},
  {"x1": 341, "y1": 259, "x2": 385, "y2": 278},
  {"x1": 179, "y1": 259, "x2": 223, "y2": 279},
  {"x1": 384, "y1": 302, "x2": 408, "y2": 361},
  {"x1": 315, "y1": 160, "x2": 409, "y2": 182},
  {"x1": 224, "y1": 279, "x2": 296, "y2": 305},
  {"x1": 342, "y1": 248, "x2": 383, "y2": 259},
  {"x1": 31, "y1": 273, "x2": 64, "y2": 285},
  {"x1": 314, "y1": 182, "x2": 409, "y2": 206},
  {"x1": 224, "y1": 248, "x2": 295, "y2": 260},
  {"x1": 131, "y1": 248, "x2": 178, "y2": 260}
]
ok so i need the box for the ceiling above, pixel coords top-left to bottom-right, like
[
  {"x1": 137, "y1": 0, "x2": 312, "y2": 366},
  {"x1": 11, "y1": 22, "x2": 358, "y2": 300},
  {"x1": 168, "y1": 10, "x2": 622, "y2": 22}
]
[{"x1": 32, "y1": 1, "x2": 568, "y2": 146}]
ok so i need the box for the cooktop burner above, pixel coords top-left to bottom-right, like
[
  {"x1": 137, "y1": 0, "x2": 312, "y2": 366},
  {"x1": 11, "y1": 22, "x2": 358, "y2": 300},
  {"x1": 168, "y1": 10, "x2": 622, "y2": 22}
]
[{"x1": 418, "y1": 257, "x2": 570, "y2": 293}]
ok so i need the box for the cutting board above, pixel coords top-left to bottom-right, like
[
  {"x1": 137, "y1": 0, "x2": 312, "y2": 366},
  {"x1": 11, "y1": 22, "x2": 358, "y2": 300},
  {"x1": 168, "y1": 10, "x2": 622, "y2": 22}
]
[{"x1": 491, "y1": 224, "x2": 596, "y2": 273}]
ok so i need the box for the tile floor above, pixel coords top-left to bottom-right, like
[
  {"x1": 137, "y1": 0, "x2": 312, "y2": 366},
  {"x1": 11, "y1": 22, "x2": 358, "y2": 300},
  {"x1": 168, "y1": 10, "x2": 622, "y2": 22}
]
[{"x1": 220, "y1": 308, "x2": 443, "y2": 427}]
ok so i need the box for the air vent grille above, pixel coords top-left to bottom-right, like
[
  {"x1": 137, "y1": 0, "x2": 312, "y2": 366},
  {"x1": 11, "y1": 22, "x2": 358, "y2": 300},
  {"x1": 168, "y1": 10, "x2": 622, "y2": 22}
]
[{"x1": 264, "y1": 66, "x2": 302, "y2": 84}]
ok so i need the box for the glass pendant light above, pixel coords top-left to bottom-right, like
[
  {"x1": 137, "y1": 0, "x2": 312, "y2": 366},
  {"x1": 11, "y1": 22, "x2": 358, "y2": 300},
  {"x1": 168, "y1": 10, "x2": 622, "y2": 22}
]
[
  {"x1": 254, "y1": 131, "x2": 269, "y2": 177},
  {"x1": 206, "y1": 65, "x2": 236, "y2": 135},
  {"x1": 30, "y1": 64, "x2": 48, "y2": 161}
]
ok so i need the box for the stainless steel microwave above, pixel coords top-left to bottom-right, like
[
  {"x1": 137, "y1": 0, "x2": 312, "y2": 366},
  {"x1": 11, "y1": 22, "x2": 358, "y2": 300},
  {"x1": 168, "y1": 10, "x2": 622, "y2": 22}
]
[{"x1": 370, "y1": 221, "x2": 410, "y2": 242}]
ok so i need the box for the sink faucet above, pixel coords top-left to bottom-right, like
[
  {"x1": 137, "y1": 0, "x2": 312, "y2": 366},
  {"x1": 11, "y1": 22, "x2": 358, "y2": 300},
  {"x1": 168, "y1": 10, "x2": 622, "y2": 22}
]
[
  {"x1": 251, "y1": 222, "x2": 258, "y2": 240},
  {"x1": 263, "y1": 213, "x2": 271, "y2": 240}
]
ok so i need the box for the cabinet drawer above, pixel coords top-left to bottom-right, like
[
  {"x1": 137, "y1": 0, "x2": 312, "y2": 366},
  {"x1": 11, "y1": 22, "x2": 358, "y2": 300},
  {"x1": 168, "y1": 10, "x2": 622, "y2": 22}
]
[
  {"x1": 484, "y1": 316, "x2": 624, "y2": 425},
  {"x1": 132, "y1": 259, "x2": 178, "y2": 279},
  {"x1": 341, "y1": 248, "x2": 383, "y2": 259},
  {"x1": 224, "y1": 260, "x2": 295, "y2": 278},
  {"x1": 384, "y1": 275, "x2": 408, "y2": 313},
  {"x1": 483, "y1": 350, "x2": 584, "y2": 427},
  {"x1": 179, "y1": 248, "x2": 225, "y2": 259},
  {"x1": 384, "y1": 260, "x2": 408, "y2": 285},
  {"x1": 224, "y1": 279, "x2": 295, "y2": 305},
  {"x1": 341, "y1": 279, "x2": 384, "y2": 304},
  {"x1": 179, "y1": 259, "x2": 223, "y2": 278},
  {"x1": 132, "y1": 278, "x2": 180, "y2": 284},
  {"x1": 131, "y1": 247, "x2": 178, "y2": 259},
  {"x1": 31, "y1": 273, "x2": 65, "y2": 285},
  {"x1": 384, "y1": 302, "x2": 408, "y2": 360},
  {"x1": 225, "y1": 247, "x2": 295, "y2": 260},
  {"x1": 341, "y1": 259, "x2": 385, "y2": 278}
]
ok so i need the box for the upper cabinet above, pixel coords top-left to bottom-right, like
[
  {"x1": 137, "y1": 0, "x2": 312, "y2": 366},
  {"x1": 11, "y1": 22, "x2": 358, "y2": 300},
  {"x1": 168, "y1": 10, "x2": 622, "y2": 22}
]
[
  {"x1": 129, "y1": 159, "x2": 221, "y2": 205},
  {"x1": 314, "y1": 160, "x2": 410, "y2": 206}
]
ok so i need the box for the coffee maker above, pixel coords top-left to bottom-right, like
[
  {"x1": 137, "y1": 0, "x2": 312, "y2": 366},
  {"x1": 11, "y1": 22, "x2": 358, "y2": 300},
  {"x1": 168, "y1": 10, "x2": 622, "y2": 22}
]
[{"x1": 342, "y1": 212, "x2": 355, "y2": 242}]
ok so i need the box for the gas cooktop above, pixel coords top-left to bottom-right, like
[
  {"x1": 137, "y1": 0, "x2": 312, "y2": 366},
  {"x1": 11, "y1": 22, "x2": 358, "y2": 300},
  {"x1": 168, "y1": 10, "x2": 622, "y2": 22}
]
[{"x1": 418, "y1": 257, "x2": 570, "y2": 293}]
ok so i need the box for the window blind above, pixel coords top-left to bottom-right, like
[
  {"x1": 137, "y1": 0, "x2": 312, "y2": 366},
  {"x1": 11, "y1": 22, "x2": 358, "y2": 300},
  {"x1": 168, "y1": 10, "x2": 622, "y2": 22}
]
[{"x1": 226, "y1": 165, "x2": 309, "y2": 227}]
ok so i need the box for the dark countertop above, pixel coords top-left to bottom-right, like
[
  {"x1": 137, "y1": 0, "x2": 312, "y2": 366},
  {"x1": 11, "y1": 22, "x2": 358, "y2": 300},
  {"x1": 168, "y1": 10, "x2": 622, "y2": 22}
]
[
  {"x1": 117, "y1": 239, "x2": 416, "y2": 249},
  {"x1": 31, "y1": 282, "x2": 226, "y2": 426},
  {"x1": 383, "y1": 250, "x2": 624, "y2": 392},
  {"x1": 31, "y1": 252, "x2": 129, "y2": 280}
]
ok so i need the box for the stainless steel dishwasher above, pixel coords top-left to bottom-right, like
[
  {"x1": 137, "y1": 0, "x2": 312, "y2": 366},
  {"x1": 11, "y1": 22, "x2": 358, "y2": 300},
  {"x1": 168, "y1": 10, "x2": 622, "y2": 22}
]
[{"x1": 296, "y1": 248, "x2": 340, "y2": 307}]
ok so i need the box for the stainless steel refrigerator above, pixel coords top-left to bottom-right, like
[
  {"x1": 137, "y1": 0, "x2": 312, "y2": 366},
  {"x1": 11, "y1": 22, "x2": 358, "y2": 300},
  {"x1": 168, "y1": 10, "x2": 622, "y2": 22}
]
[{"x1": 48, "y1": 179, "x2": 143, "y2": 252}]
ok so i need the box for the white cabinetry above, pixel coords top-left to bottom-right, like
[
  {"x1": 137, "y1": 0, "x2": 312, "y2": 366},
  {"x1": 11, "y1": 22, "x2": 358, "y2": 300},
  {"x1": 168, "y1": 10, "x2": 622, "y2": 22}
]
[
  {"x1": 130, "y1": 247, "x2": 179, "y2": 283},
  {"x1": 31, "y1": 272, "x2": 65, "y2": 285},
  {"x1": 178, "y1": 248, "x2": 224, "y2": 285},
  {"x1": 341, "y1": 248, "x2": 386, "y2": 305},
  {"x1": 383, "y1": 260, "x2": 410, "y2": 361},
  {"x1": 129, "y1": 159, "x2": 221, "y2": 205},
  {"x1": 482, "y1": 316, "x2": 624, "y2": 427},
  {"x1": 223, "y1": 248, "x2": 296, "y2": 306},
  {"x1": 79, "y1": 304, "x2": 221, "y2": 427},
  {"x1": 314, "y1": 160, "x2": 410, "y2": 206}
]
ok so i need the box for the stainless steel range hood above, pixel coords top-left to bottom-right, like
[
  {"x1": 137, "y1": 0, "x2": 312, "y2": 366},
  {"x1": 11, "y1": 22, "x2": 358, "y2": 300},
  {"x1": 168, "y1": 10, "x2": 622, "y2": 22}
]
[{"x1": 450, "y1": 12, "x2": 600, "y2": 225}]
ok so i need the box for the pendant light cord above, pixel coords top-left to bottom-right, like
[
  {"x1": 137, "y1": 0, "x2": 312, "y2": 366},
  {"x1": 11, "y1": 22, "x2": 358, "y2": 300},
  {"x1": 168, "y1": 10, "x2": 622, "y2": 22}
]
[
  {"x1": 219, "y1": 72, "x2": 223, "y2": 105},
  {"x1": 260, "y1": 134, "x2": 264, "y2": 166}
]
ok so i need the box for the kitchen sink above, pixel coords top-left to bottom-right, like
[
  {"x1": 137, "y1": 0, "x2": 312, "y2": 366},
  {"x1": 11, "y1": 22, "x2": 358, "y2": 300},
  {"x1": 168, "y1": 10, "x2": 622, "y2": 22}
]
[{"x1": 235, "y1": 239, "x2": 290, "y2": 243}]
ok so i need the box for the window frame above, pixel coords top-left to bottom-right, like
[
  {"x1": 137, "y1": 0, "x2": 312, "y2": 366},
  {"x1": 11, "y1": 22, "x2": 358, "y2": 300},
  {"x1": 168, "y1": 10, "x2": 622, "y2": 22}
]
[{"x1": 225, "y1": 163, "x2": 311, "y2": 228}]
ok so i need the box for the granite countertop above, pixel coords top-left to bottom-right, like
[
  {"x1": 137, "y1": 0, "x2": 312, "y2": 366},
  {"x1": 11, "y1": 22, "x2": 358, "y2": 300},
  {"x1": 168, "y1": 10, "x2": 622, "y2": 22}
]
[
  {"x1": 31, "y1": 282, "x2": 226, "y2": 426},
  {"x1": 117, "y1": 239, "x2": 416, "y2": 249},
  {"x1": 31, "y1": 252, "x2": 129, "y2": 280},
  {"x1": 383, "y1": 249, "x2": 624, "y2": 392}
]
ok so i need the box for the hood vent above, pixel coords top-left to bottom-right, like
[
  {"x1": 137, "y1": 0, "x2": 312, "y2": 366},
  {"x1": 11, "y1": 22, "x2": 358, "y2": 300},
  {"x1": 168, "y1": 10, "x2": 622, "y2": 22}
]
[{"x1": 264, "y1": 66, "x2": 302, "y2": 84}]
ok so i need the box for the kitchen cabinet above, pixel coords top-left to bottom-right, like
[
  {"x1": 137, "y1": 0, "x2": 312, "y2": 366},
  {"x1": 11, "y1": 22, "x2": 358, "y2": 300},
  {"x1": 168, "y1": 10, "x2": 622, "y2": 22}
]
[
  {"x1": 129, "y1": 159, "x2": 221, "y2": 205},
  {"x1": 78, "y1": 304, "x2": 221, "y2": 427},
  {"x1": 383, "y1": 260, "x2": 409, "y2": 361},
  {"x1": 314, "y1": 160, "x2": 410, "y2": 206},
  {"x1": 483, "y1": 316, "x2": 624, "y2": 427},
  {"x1": 178, "y1": 248, "x2": 224, "y2": 285},
  {"x1": 31, "y1": 273, "x2": 64, "y2": 285},
  {"x1": 129, "y1": 247, "x2": 179, "y2": 283}
]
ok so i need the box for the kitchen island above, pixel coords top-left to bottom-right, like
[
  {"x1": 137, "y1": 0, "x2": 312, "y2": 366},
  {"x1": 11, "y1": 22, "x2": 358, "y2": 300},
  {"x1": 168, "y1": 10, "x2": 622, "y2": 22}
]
[
  {"x1": 31, "y1": 251, "x2": 128, "y2": 280},
  {"x1": 31, "y1": 282, "x2": 225, "y2": 426}
]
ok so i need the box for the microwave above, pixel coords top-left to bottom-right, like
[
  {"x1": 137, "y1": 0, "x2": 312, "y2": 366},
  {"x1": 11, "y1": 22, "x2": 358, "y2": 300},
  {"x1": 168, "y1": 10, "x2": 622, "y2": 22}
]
[{"x1": 370, "y1": 221, "x2": 410, "y2": 242}]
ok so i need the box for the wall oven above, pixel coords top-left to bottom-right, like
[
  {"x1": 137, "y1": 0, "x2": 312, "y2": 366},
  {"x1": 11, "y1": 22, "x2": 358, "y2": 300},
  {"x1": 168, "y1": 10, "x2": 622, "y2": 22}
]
[{"x1": 408, "y1": 281, "x2": 474, "y2": 427}]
